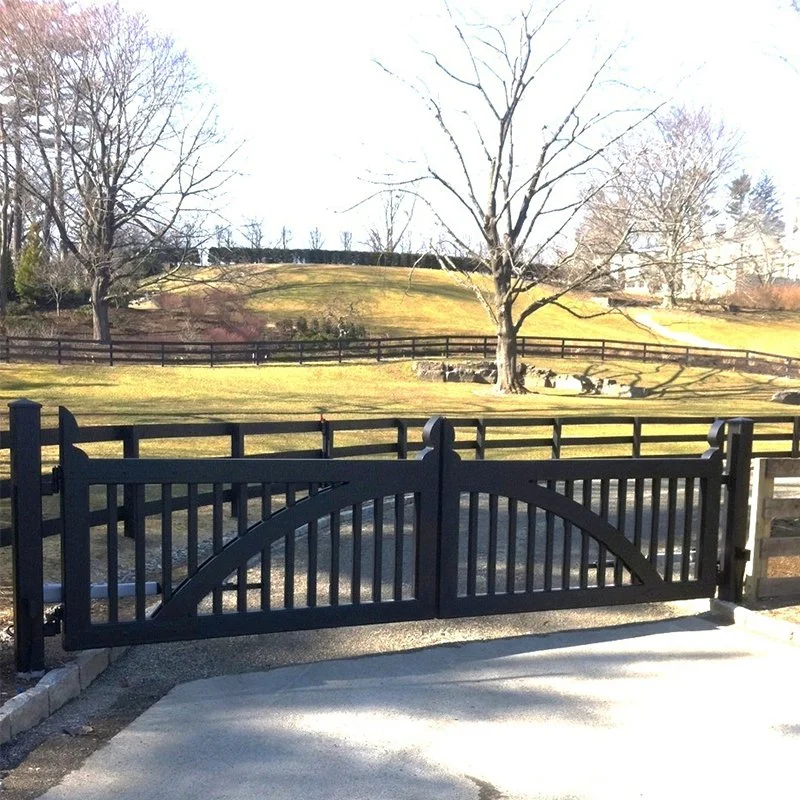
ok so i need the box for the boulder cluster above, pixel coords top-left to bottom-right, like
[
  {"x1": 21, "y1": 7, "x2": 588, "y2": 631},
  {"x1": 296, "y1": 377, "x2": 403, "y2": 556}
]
[{"x1": 412, "y1": 361, "x2": 649, "y2": 397}]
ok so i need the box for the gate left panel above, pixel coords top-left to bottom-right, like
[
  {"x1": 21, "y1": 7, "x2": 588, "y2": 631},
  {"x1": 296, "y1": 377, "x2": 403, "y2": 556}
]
[{"x1": 58, "y1": 409, "x2": 439, "y2": 650}]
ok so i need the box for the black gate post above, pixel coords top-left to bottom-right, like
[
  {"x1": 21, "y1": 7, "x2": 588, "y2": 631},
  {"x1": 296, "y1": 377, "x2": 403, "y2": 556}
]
[
  {"x1": 9, "y1": 399, "x2": 45, "y2": 674},
  {"x1": 719, "y1": 418, "x2": 754, "y2": 603},
  {"x1": 122, "y1": 426, "x2": 142, "y2": 539},
  {"x1": 418, "y1": 416, "x2": 459, "y2": 616}
]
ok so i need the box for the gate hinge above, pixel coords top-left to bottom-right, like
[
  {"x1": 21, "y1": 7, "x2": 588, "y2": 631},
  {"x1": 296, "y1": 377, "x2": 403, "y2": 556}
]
[
  {"x1": 43, "y1": 605, "x2": 63, "y2": 636},
  {"x1": 51, "y1": 466, "x2": 63, "y2": 494},
  {"x1": 735, "y1": 546, "x2": 751, "y2": 562}
]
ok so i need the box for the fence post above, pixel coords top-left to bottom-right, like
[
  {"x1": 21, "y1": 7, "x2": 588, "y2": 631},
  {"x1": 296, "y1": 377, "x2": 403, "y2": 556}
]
[
  {"x1": 321, "y1": 419, "x2": 334, "y2": 459},
  {"x1": 445, "y1": 336, "x2": 450, "y2": 360},
  {"x1": 9, "y1": 399, "x2": 45, "y2": 674},
  {"x1": 719, "y1": 418, "x2": 754, "y2": 603},
  {"x1": 742, "y1": 458, "x2": 770, "y2": 603},
  {"x1": 793, "y1": 417, "x2": 800, "y2": 459},
  {"x1": 551, "y1": 418, "x2": 562, "y2": 459},
  {"x1": 632, "y1": 418, "x2": 642, "y2": 458},
  {"x1": 396, "y1": 419, "x2": 408, "y2": 459},
  {"x1": 476, "y1": 418, "x2": 486, "y2": 460},
  {"x1": 230, "y1": 423, "x2": 244, "y2": 517},
  {"x1": 122, "y1": 426, "x2": 143, "y2": 539},
  {"x1": 108, "y1": 341, "x2": 114, "y2": 367},
  {"x1": 57, "y1": 339, "x2": 63, "y2": 365},
  {"x1": 160, "y1": 342, "x2": 166, "y2": 367}
]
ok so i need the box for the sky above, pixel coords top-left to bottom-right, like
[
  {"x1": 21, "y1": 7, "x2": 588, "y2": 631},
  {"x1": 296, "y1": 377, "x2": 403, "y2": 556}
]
[{"x1": 111, "y1": 0, "x2": 800, "y2": 251}]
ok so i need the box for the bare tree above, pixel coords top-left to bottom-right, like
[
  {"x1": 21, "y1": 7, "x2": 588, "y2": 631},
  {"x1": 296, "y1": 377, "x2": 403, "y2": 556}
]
[
  {"x1": 340, "y1": 230, "x2": 353, "y2": 251},
  {"x1": 0, "y1": 0, "x2": 235, "y2": 341},
  {"x1": 583, "y1": 107, "x2": 739, "y2": 307},
  {"x1": 365, "y1": 191, "x2": 415, "y2": 254},
  {"x1": 241, "y1": 217, "x2": 264, "y2": 249},
  {"x1": 278, "y1": 225, "x2": 292, "y2": 252},
  {"x1": 215, "y1": 224, "x2": 234, "y2": 249},
  {"x1": 309, "y1": 227, "x2": 324, "y2": 250},
  {"x1": 380, "y1": 3, "x2": 654, "y2": 391}
]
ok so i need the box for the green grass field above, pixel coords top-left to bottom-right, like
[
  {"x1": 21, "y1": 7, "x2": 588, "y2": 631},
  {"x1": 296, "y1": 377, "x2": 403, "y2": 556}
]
[{"x1": 2, "y1": 262, "x2": 799, "y2": 460}]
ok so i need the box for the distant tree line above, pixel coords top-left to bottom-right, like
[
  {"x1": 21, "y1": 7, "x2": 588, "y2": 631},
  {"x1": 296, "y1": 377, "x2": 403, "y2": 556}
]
[{"x1": 206, "y1": 247, "x2": 479, "y2": 271}]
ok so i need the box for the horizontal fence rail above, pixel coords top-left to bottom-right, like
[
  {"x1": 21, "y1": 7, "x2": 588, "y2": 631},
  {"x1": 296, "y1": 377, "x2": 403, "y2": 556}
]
[
  {"x1": 2, "y1": 412, "x2": 799, "y2": 549},
  {"x1": 1, "y1": 333, "x2": 799, "y2": 377}
]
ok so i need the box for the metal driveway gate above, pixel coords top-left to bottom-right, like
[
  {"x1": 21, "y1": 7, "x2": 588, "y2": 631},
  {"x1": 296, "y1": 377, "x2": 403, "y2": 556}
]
[{"x1": 58, "y1": 410, "x2": 726, "y2": 651}]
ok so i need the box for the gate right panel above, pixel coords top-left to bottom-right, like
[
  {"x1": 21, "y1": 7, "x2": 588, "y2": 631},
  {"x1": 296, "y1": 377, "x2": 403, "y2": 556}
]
[{"x1": 437, "y1": 455, "x2": 723, "y2": 618}]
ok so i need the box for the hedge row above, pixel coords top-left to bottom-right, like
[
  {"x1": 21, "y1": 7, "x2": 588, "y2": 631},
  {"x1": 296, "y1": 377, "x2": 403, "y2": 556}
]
[{"x1": 206, "y1": 247, "x2": 479, "y2": 271}]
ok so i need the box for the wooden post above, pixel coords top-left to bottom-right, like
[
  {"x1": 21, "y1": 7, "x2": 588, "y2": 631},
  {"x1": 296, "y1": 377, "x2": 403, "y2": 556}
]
[
  {"x1": 743, "y1": 458, "x2": 770, "y2": 603},
  {"x1": 552, "y1": 419, "x2": 562, "y2": 459},
  {"x1": 719, "y1": 418, "x2": 754, "y2": 603},
  {"x1": 9, "y1": 400, "x2": 45, "y2": 674},
  {"x1": 632, "y1": 418, "x2": 642, "y2": 458},
  {"x1": 476, "y1": 419, "x2": 486, "y2": 460},
  {"x1": 230, "y1": 423, "x2": 244, "y2": 517},
  {"x1": 396, "y1": 420, "x2": 408, "y2": 460},
  {"x1": 122, "y1": 426, "x2": 143, "y2": 539}
]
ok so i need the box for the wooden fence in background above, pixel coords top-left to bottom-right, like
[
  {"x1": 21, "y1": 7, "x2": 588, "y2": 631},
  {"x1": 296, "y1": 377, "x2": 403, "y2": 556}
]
[{"x1": 2, "y1": 333, "x2": 799, "y2": 377}]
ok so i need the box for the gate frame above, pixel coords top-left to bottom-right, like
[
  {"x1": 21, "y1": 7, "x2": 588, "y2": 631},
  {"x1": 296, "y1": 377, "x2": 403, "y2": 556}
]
[{"x1": 8, "y1": 404, "x2": 754, "y2": 672}]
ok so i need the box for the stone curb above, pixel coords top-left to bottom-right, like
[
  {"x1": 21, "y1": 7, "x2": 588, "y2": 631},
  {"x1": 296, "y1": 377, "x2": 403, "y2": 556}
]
[
  {"x1": 709, "y1": 599, "x2": 799, "y2": 646},
  {"x1": 0, "y1": 646, "x2": 126, "y2": 745}
]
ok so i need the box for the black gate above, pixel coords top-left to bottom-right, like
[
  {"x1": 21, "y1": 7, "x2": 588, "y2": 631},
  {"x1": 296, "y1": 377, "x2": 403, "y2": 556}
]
[{"x1": 58, "y1": 410, "x2": 725, "y2": 651}]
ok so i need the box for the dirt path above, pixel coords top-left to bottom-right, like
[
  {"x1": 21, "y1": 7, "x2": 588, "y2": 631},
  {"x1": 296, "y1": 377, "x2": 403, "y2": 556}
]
[{"x1": 632, "y1": 312, "x2": 728, "y2": 350}]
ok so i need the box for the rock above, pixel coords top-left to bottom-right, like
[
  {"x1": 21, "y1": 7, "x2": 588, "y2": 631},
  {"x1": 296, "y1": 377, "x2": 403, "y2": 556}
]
[
  {"x1": 412, "y1": 361, "x2": 446, "y2": 381},
  {"x1": 771, "y1": 390, "x2": 800, "y2": 405},
  {"x1": 550, "y1": 373, "x2": 595, "y2": 394},
  {"x1": 63, "y1": 724, "x2": 94, "y2": 737}
]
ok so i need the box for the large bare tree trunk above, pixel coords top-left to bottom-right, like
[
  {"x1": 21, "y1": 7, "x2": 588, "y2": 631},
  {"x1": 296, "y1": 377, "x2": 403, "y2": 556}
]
[
  {"x1": 91, "y1": 268, "x2": 111, "y2": 342},
  {"x1": 496, "y1": 305, "x2": 525, "y2": 393}
]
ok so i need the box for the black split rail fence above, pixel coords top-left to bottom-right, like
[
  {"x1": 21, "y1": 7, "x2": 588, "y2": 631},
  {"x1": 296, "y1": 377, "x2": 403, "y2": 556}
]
[
  {"x1": 4, "y1": 401, "x2": 796, "y2": 671},
  {"x1": 2, "y1": 333, "x2": 799, "y2": 377},
  {"x1": 2, "y1": 409, "x2": 799, "y2": 550}
]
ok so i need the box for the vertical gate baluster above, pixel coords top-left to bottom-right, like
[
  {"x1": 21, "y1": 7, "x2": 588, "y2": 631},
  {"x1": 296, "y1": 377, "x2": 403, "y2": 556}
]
[
  {"x1": 373, "y1": 498, "x2": 383, "y2": 602},
  {"x1": 307, "y1": 484, "x2": 318, "y2": 608},
  {"x1": 106, "y1": 484, "x2": 119, "y2": 623},
  {"x1": 544, "y1": 482, "x2": 555, "y2": 591},
  {"x1": 526, "y1": 503, "x2": 537, "y2": 592},
  {"x1": 614, "y1": 479, "x2": 627, "y2": 586},
  {"x1": 135, "y1": 482, "x2": 147, "y2": 622},
  {"x1": 467, "y1": 492, "x2": 479, "y2": 596},
  {"x1": 649, "y1": 477, "x2": 662, "y2": 570},
  {"x1": 330, "y1": 507, "x2": 340, "y2": 606},
  {"x1": 681, "y1": 478, "x2": 695, "y2": 581},
  {"x1": 352, "y1": 502, "x2": 362, "y2": 604},
  {"x1": 598, "y1": 479, "x2": 610, "y2": 588},
  {"x1": 506, "y1": 498, "x2": 517, "y2": 594},
  {"x1": 487, "y1": 494, "x2": 498, "y2": 595},
  {"x1": 665, "y1": 478, "x2": 678, "y2": 582},
  {"x1": 261, "y1": 483, "x2": 272, "y2": 610},
  {"x1": 562, "y1": 480, "x2": 574, "y2": 590},
  {"x1": 579, "y1": 479, "x2": 591, "y2": 589},
  {"x1": 162, "y1": 484, "x2": 173, "y2": 603},
  {"x1": 212, "y1": 483, "x2": 223, "y2": 614},
  {"x1": 285, "y1": 485, "x2": 296, "y2": 610},
  {"x1": 394, "y1": 493, "x2": 404, "y2": 602}
]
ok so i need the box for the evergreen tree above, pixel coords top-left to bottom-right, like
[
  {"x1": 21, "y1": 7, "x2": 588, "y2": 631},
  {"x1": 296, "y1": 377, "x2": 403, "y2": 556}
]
[{"x1": 15, "y1": 222, "x2": 45, "y2": 305}]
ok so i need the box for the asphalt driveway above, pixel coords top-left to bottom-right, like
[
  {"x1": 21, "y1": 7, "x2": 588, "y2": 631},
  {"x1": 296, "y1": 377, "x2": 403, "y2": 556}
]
[{"x1": 31, "y1": 615, "x2": 800, "y2": 800}]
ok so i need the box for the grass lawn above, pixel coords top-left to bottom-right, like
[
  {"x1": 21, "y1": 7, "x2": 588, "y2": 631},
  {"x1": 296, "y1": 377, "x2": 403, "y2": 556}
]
[
  {"x1": 151, "y1": 264, "x2": 662, "y2": 341},
  {"x1": 1, "y1": 356, "x2": 792, "y2": 446}
]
